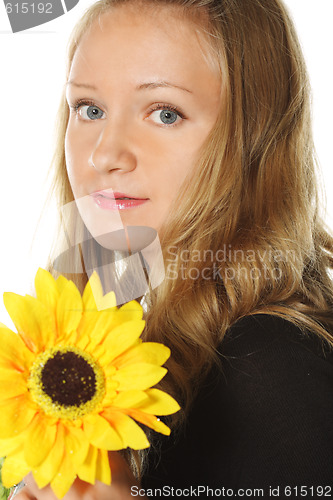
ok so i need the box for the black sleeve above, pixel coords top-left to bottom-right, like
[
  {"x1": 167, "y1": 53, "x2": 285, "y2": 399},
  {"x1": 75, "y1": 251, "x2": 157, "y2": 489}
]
[{"x1": 142, "y1": 315, "x2": 333, "y2": 496}]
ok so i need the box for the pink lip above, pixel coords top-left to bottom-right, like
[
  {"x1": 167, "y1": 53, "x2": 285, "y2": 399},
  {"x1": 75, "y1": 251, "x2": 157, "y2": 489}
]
[{"x1": 91, "y1": 191, "x2": 149, "y2": 210}]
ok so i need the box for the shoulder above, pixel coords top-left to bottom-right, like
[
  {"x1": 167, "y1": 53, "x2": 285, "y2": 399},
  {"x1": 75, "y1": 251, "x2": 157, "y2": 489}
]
[
  {"x1": 223, "y1": 313, "x2": 333, "y2": 360},
  {"x1": 221, "y1": 313, "x2": 333, "y2": 375},
  {"x1": 216, "y1": 313, "x2": 333, "y2": 414}
]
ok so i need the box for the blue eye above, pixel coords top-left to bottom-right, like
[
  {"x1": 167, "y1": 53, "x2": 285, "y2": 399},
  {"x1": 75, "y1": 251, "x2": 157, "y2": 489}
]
[
  {"x1": 72, "y1": 101, "x2": 106, "y2": 121},
  {"x1": 159, "y1": 109, "x2": 178, "y2": 124},
  {"x1": 150, "y1": 106, "x2": 183, "y2": 126},
  {"x1": 79, "y1": 105, "x2": 105, "y2": 120}
]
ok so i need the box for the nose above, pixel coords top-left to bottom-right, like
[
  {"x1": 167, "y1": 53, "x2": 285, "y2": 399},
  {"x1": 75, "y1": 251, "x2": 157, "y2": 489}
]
[{"x1": 89, "y1": 120, "x2": 137, "y2": 174}]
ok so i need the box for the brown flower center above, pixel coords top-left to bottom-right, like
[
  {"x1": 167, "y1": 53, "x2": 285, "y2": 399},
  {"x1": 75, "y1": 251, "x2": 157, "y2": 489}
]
[
  {"x1": 41, "y1": 351, "x2": 97, "y2": 406},
  {"x1": 28, "y1": 346, "x2": 106, "y2": 420}
]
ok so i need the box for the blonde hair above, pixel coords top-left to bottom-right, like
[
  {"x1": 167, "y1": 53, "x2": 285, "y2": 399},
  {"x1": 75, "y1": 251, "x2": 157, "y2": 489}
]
[{"x1": 49, "y1": 0, "x2": 333, "y2": 468}]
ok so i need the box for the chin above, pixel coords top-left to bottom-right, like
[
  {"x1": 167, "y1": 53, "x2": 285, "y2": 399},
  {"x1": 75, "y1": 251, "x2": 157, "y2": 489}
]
[{"x1": 93, "y1": 226, "x2": 158, "y2": 253}]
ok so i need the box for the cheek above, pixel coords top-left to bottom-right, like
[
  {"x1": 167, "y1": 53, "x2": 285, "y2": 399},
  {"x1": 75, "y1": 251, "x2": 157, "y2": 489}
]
[
  {"x1": 64, "y1": 125, "x2": 76, "y2": 176},
  {"x1": 64, "y1": 124, "x2": 89, "y2": 193},
  {"x1": 165, "y1": 121, "x2": 216, "y2": 186},
  {"x1": 146, "y1": 149, "x2": 197, "y2": 207},
  {"x1": 162, "y1": 140, "x2": 199, "y2": 186}
]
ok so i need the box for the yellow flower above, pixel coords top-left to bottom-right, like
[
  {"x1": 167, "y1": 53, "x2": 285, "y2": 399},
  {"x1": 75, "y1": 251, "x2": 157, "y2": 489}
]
[{"x1": 0, "y1": 269, "x2": 179, "y2": 498}]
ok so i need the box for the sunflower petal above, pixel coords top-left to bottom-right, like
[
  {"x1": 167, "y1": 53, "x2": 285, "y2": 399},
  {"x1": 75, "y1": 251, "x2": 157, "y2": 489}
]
[
  {"x1": 3, "y1": 293, "x2": 56, "y2": 352},
  {"x1": 33, "y1": 425, "x2": 65, "y2": 488},
  {"x1": 83, "y1": 414, "x2": 124, "y2": 450},
  {"x1": 112, "y1": 390, "x2": 149, "y2": 409},
  {"x1": 84, "y1": 272, "x2": 117, "y2": 311},
  {"x1": 91, "y1": 300, "x2": 143, "y2": 336},
  {"x1": 56, "y1": 279, "x2": 82, "y2": 336},
  {"x1": 78, "y1": 310, "x2": 117, "y2": 349},
  {"x1": 0, "y1": 395, "x2": 35, "y2": 438},
  {"x1": 113, "y1": 363, "x2": 167, "y2": 391},
  {"x1": 95, "y1": 449, "x2": 111, "y2": 485},
  {"x1": 103, "y1": 411, "x2": 150, "y2": 450},
  {"x1": 0, "y1": 326, "x2": 34, "y2": 372},
  {"x1": 64, "y1": 425, "x2": 90, "y2": 467},
  {"x1": 102, "y1": 320, "x2": 145, "y2": 363},
  {"x1": 83, "y1": 272, "x2": 104, "y2": 311},
  {"x1": 137, "y1": 389, "x2": 180, "y2": 416},
  {"x1": 55, "y1": 275, "x2": 69, "y2": 294},
  {"x1": 82, "y1": 275, "x2": 98, "y2": 312},
  {"x1": 35, "y1": 268, "x2": 59, "y2": 317},
  {"x1": 76, "y1": 444, "x2": 98, "y2": 485},
  {"x1": 114, "y1": 343, "x2": 170, "y2": 369},
  {"x1": 77, "y1": 311, "x2": 101, "y2": 340},
  {"x1": 0, "y1": 370, "x2": 27, "y2": 399},
  {"x1": 127, "y1": 409, "x2": 171, "y2": 435},
  {"x1": 1, "y1": 453, "x2": 30, "y2": 488},
  {"x1": 99, "y1": 291, "x2": 117, "y2": 311},
  {"x1": 50, "y1": 451, "x2": 77, "y2": 499},
  {"x1": 117, "y1": 300, "x2": 143, "y2": 321},
  {"x1": 0, "y1": 434, "x2": 23, "y2": 456},
  {"x1": 24, "y1": 413, "x2": 57, "y2": 467}
]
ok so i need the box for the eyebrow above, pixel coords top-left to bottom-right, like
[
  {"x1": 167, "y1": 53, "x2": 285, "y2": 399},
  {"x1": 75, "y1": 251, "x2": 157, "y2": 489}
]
[
  {"x1": 136, "y1": 81, "x2": 192, "y2": 94},
  {"x1": 66, "y1": 80, "x2": 192, "y2": 93},
  {"x1": 66, "y1": 80, "x2": 97, "y2": 90}
]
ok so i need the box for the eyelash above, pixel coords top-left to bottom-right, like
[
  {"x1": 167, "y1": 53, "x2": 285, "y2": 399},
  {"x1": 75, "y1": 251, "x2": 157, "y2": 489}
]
[
  {"x1": 70, "y1": 99, "x2": 186, "y2": 126},
  {"x1": 70, "y1": 99, "x2": 99, "y2": 115},
  {"x1": 147, "y1": 103, "x2": 186, "y2": 127}
]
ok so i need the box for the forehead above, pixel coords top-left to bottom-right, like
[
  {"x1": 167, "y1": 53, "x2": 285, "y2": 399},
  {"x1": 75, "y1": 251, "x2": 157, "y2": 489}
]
[{"x1": 69, "y1": 4, "x2": 220, "y2": 85}]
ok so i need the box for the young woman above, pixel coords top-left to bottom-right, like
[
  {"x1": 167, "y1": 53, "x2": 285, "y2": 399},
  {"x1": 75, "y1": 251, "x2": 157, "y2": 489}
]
[{"x1": 16, "y1": 0, "x2": 333, "y2": 498}]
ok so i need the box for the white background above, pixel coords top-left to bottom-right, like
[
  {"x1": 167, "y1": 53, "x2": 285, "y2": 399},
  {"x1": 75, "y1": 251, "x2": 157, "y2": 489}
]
[{"x1": 0, "y1": 0, "x2": 332, "y2": 326}]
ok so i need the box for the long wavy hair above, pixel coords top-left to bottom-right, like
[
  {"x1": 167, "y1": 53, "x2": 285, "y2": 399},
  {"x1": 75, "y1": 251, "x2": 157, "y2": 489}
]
[{"x1": 49, "y1": 0, "x2": 333, "y2": 468}]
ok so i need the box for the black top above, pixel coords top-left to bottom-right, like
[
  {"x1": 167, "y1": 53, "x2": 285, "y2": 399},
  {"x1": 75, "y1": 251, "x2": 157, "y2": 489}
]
[{"x1": 141, "y1": 315, "x2": 333, "y2": 498}]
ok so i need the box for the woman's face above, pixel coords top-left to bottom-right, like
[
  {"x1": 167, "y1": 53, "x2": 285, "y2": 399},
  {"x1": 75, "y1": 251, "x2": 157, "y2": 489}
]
[{"x1": 65, "y1": 4, "x2": 221, "y2": 247}]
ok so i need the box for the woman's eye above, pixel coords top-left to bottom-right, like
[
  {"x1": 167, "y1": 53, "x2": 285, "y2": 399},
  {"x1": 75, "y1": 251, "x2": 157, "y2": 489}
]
[
  {"x1": 78, "y1": 105, "x2": 105, "y2": 121},
  {"x1": 150, "y1": 108, "x2": 182, "y2": 126}
]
